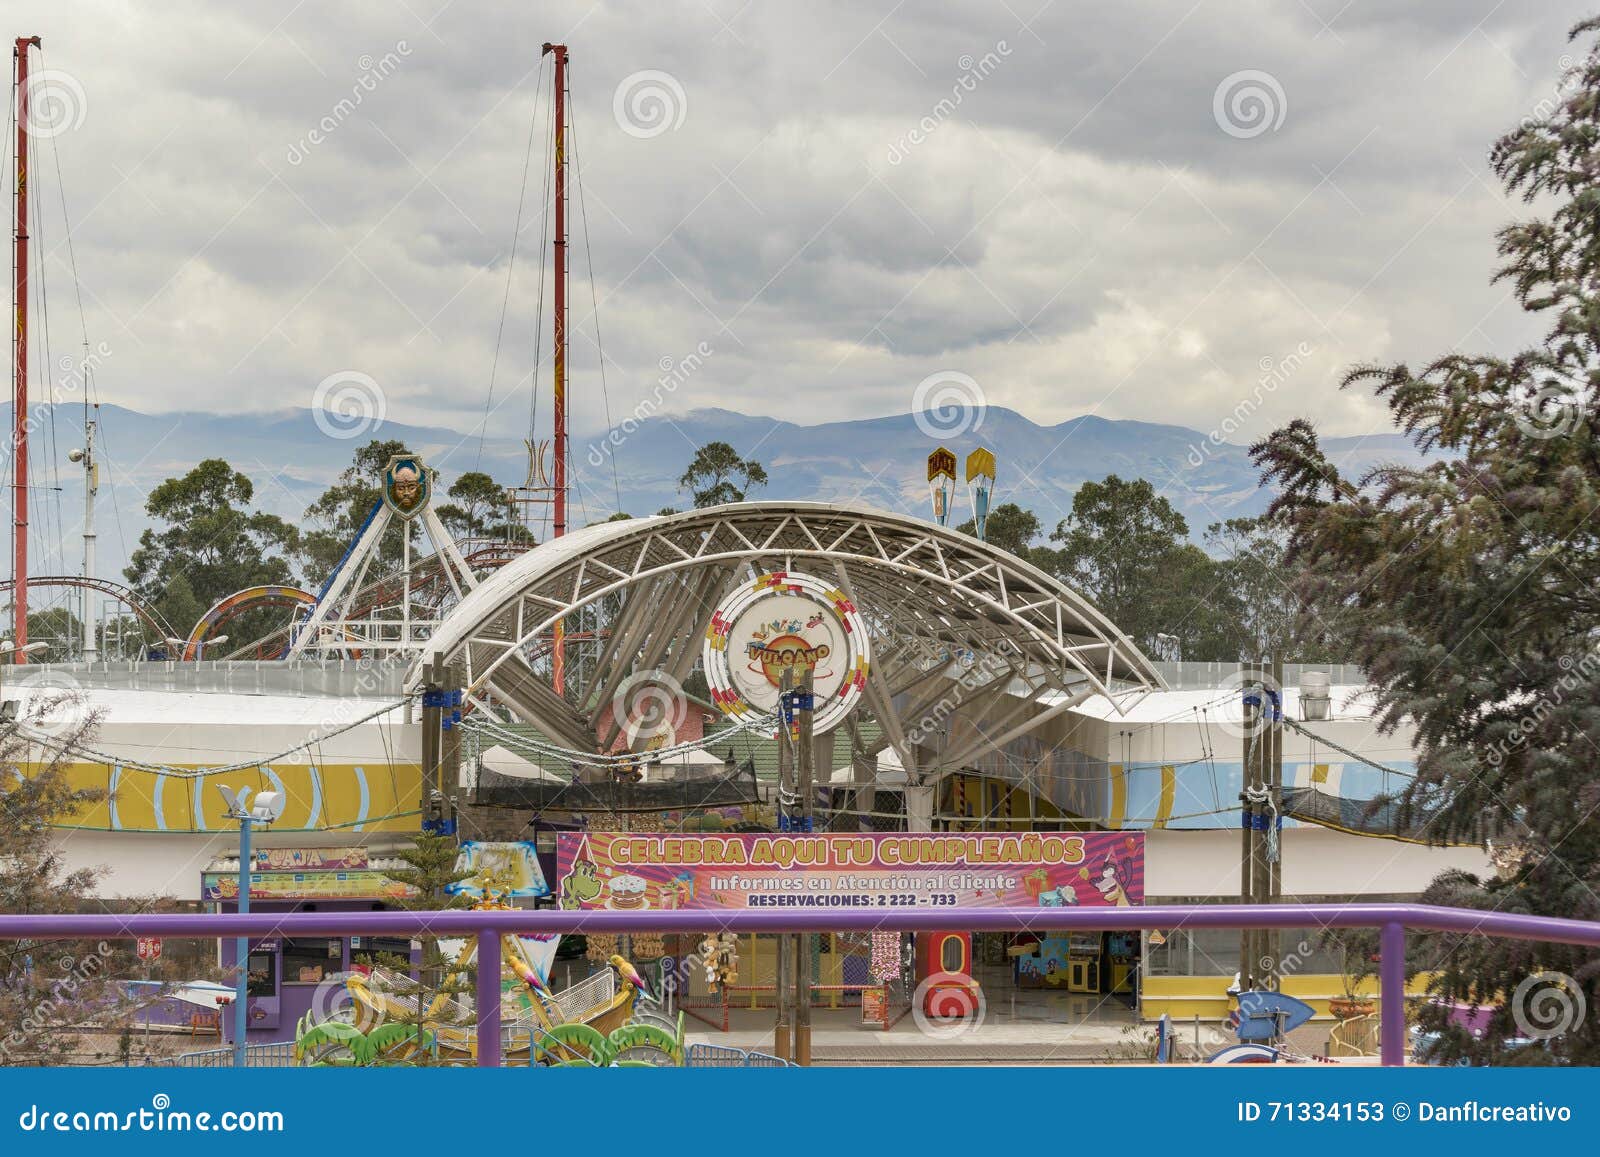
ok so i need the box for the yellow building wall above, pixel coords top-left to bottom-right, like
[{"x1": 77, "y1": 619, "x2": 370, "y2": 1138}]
[
  {"x1": 36, "y1": 760, "x2": 424, "y2": 834},
  {"x1": 1141, "y1": 972, "x2": 1437, "y2": 1021}
]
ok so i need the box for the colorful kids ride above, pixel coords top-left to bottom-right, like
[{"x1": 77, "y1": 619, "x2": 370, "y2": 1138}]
[{"x1": 293, "y1": 880, "x2": 682, "y2": 1066}]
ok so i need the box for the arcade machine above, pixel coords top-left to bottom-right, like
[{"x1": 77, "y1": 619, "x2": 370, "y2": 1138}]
[
  {"x1": 1064, "y1": 934, "x2": 1102, "y2": 993},
  {"x1": 1107, "y1": 932, "x2": 1138, "y2": 997},
  {"x1": 915, "y1": 930, "x2": 976, "y2": 1015}
]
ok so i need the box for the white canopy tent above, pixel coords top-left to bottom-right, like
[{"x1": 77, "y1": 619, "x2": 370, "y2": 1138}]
[{"x1": 828, "y1": 747, "x2": 908, "y2": 786}]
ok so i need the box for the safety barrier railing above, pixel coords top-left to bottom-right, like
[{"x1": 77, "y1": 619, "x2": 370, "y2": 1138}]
[
  {"x1": 7, "y1": 903, "x2": 1600, "y2": 1068},
  {"x1": 149, "y1": 1042, "x2": 297, "y2": 1068},
  {"x1": 684, "y1": 1043, "x2": 795, "y2": 1068}
]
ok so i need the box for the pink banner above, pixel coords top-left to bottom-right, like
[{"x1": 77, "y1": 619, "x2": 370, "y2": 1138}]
[{"x1": 555, "y1": 831, "x2": 1143, "y2": 911}]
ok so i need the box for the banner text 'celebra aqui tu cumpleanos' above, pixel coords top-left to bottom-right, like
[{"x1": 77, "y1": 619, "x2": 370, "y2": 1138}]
[{"x1": 601, "y1": 833, "x2": 1098, "y2": 869}]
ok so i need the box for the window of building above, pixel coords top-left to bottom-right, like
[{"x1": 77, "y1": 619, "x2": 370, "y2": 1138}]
[
  {"x1": 1144, "y1": 928, "x2": 1343, "y2": 977},
  {"x1": 282, "y1": 937, "x2": 342, "y2": 984},
  {"x1": 246, "y1": 952, "x2": 276, "y2": 997}
]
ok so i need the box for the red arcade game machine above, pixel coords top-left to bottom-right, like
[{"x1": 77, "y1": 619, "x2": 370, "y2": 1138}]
[{"x1": 916, "y1": 930, "x2": 976, "y2": 1016}]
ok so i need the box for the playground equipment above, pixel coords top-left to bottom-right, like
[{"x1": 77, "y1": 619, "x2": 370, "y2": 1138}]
[
  {"x1": 285, "y1": 464, "x2": 481, "y2": 660},
  {"x1": 293, "y1": 936, "x2": 677, "y2": 1066},
  {"x1": 295, "y1": 876, "x2": 677, "y2": 1066},
  {"x1": 293, "y1": 1021, "x2": 435, "y2": 1067},
  {"x1": 1205, "y1": 989, "x2": 1324, "y2": 1065},
  {"x1": 915, "y1": 930, "x2": 976, "y2": 1018}
]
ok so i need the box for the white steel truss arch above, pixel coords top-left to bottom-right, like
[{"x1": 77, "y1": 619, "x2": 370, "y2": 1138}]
[{"x1": 412, "y1": 502, "x2": 1165, "y2": 767}]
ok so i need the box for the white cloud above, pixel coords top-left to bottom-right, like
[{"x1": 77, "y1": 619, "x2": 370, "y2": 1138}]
[{"x1": 11, "y1": 0, "x2": 1588, "y2": 457}]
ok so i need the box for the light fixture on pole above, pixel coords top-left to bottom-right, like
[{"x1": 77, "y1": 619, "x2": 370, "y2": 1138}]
[
  {"x1": 0, "y1": 638, "x2": 48, "y2": 722},
  {"x1": 216, "y1": 784, "x2": 284, "y2": 1068},
  {"x1": 1299, "y1": 671, "x2": 1331, "y2": 721},
  {"x1": 165, "y1": 635, "x2": 228, "y2": 661},
  {"x1": 965, "y1": 447, "x2": 996, "y2": 542},
  {"x1": 927, "y1": 447, "x2": 957, "y2": 527}
]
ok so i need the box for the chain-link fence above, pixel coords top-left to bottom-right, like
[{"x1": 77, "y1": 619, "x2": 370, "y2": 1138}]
[{"x1": 816, "y1": 788, "x2": 907, "y2": 832}]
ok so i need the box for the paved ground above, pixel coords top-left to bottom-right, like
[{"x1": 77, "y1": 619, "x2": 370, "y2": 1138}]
[
  {"x1": 683, "y1": 992, "x2": 1342, "y2": 1065},
  {"x1": 685, "y1": 988, "x2": 1163, "y2": 1064}
]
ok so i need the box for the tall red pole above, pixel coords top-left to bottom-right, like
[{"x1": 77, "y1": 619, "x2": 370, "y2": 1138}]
[
  {"x1": 543, "y1": 43, "x2": 568, "y2": 695},
  {"x1": 12, "y1": 36, "x2": 39, "y2": 660}
]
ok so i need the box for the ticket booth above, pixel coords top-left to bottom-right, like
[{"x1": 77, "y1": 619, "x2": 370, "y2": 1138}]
[{"x1": 206, "y1": 846, "x2": 418, "y2": 1045}]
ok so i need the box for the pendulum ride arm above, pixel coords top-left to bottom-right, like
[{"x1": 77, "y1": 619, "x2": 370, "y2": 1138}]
[{"x1": 288, "y1": 502, "x2": 392, "y2": 657}]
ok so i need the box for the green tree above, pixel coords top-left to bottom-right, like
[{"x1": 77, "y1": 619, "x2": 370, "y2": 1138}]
[
  {"x1": 435, "y1": 471, "x2": 528, "y2": 545},
  {"x1": 1047, "y1": 475, "x2": 1238, "y2": 657},
  {"x1": 125, "y1": 460, "x2": 299, "y2": 640},
  {"x1": 1204, "y1": 516, "x2": 1358, "y2": 663},
  {"x1": 300, "y1": 439, "x2": 412, "y2": 586},
  {"x1": 678, "y1": 442, "x2": 768, "y2": 508},
  {"x1": 956, "y1": 502, "x2": 1052, "y2": 566},
  {"x1": 371, "y1": 834, "x2": 477, "y2": 1064},
  {"x1": 1156, "y1": 540, "x2": 1246, "y2": 664},
  {"x1": 1252, "y1": 19, "x2": 1600, "y2": 1064},
  {"x1": 0, "y1": 696, "x2": 151, "y2": 1065},
  {"x1": 22, "y1": 607, "x2": 82, "y2": 663}
]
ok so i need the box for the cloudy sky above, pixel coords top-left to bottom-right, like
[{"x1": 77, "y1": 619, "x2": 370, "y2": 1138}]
[{"x1": 11, "y1": 0, "x2": 1595, "y2": 448}]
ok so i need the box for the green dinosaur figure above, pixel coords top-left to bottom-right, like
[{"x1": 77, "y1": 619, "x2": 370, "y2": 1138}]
[{"x1": 559, "y1": 857, "x2": 604, "y2": 909}]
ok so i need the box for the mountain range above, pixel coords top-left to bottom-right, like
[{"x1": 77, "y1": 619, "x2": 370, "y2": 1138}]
[{"x1": 2, "y1": 402, "x2": 1420, "y2": 584}]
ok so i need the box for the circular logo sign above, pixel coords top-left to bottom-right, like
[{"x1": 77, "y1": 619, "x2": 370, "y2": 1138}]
[{"x1": 703, "y1": 571, "x2": 870, "y2": 737}]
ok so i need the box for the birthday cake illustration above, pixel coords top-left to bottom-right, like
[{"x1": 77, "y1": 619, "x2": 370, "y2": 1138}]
[{"x1": 607, "y1": 873, "x2": 649, "y2": 909}]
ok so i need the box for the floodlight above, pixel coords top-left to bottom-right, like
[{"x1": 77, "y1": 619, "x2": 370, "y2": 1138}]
[
  {"x1": 249, "y1": 791, "x2": 285, "y2": 823},
  {"x1": 1300, "y1": 671, "x2": 1332, "y2": 722}
]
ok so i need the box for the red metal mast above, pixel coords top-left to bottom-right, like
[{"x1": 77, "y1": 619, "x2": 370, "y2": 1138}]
[
  {"x1": 544, "y1": 42, "x2": 568, "y2": 540},
  {"x1": 11, "y1": 36, "x2": 39, "y2": 660},
  {"x1": 543, "y1": 42, "x2": 568, "y2": 694}
]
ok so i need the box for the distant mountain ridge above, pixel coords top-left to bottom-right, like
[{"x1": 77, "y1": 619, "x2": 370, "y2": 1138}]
[{"x1": 2, "y1": 401, "x2": 1421, "y2": 582}]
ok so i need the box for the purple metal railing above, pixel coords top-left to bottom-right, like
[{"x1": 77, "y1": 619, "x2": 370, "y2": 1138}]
[{"x1": 5, "y1": 903, "x2": 1597, "y2": 1067}]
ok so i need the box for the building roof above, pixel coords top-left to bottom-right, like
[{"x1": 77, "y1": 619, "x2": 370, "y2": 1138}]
[
  {"x1": 10, "y1": 684, "x2": 408, "y2": 728},
  {"x1": 1073, "y1": 684, "x2": 1380, "y2": 725}
]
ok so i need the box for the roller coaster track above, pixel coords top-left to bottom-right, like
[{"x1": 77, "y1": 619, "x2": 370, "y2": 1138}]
[
  {"x1": 184, "y1": 585, "x2": 319, "y2": 659},
  {"x1": 0, "y1": 575, "x2": 180, "y2": 650},
  {"x1": 213, "y1": 543, "x2": 534, "y2": 660},
  {"x1": 2, "y1": 545, "x2": 532, "y2": 662}
]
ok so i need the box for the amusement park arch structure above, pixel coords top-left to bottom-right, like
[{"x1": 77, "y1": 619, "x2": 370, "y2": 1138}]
[{"x1": 409, "y1": 502, "x2": 1165, "y2": 769}]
